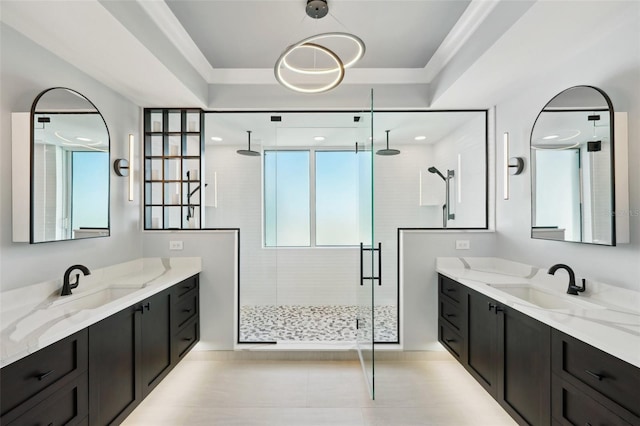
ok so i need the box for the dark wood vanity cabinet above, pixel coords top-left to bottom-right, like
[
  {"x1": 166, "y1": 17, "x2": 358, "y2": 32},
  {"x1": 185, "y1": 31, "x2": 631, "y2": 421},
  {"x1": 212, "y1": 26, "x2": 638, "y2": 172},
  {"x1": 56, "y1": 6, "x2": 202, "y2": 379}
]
[
  {"x1": 438, "y1": 275, "x2": 466, "y2": 362},
  {"x1": 1, "y1": 274, "x2": 200, "y2": 426},
  {"x1": 497, "y1": 303, "x2": 551, "y2": 425},
  {"x1": 88, "y1": 305, "x2": 141, "y2": 425},
  {"x1": 141, "y1": 288, "x2": 173, "y2": 397},
  {"x1": 0, "y1": 329, "x2": 89, "y2": 425},
  {"x1": 551, "y1": 330, "x2": 640, "y2": 426},
  {"x1": 172, "y1": 275, "x2": 200, "y2": 362},
  {"x1": 438, "y1": 274, "x2": 551, "y2": 426},
  {"x1": 466, "y1": 288, "x2": 499, "y2": 395},
  {"x1": 88, "y1": 275, "x2": 200, "y2": 424}
]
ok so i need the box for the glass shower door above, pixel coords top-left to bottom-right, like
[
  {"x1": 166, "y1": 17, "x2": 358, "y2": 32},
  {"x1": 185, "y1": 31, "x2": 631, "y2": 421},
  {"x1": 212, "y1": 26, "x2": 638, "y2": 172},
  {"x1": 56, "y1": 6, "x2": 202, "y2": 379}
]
[{"x1": 356, "y1": 90, "x2": 375, "y2": 399}]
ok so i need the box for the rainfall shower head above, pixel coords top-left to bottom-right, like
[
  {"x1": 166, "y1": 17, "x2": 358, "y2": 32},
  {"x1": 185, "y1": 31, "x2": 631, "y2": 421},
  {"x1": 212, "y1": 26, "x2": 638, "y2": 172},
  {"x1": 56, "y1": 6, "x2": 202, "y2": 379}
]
[
  {"x1": 237, "y1": 130, "x2": 260, "y2": 156},
  {"x1": 376, "y1": 130, "x2": 400, "y2": 156},
  {"x1": 428, "y1": 166, "x2": 446, "y2": 181}
]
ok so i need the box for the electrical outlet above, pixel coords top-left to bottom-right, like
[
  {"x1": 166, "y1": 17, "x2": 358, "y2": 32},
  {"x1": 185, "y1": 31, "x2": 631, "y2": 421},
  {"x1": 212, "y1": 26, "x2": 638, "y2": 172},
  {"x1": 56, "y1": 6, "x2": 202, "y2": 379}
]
[
  {"x1": 455, "y1": 240, "x2": 470, "y2": 250},
  {"x1": 169, "y1": 240, "x2": 183, "y2": 250}
]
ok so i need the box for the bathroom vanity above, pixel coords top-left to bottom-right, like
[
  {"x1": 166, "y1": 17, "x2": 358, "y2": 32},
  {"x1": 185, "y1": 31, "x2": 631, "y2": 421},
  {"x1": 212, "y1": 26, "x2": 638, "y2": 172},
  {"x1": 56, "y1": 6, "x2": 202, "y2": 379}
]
[
  {"x1": 0, "y1": 258, "x2": 201, "y2": 425},
  {"x1": 437, "y1": 257, "x2": 640, "y2": 426}
]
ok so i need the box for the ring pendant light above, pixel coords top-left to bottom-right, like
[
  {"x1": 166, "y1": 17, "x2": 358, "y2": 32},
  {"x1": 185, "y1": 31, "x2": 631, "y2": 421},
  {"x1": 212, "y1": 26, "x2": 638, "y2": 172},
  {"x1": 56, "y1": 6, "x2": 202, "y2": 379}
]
[
  {"x1": 274, "y1": 0, "x2": 365, "y2": 93},
  {"x1": 275, "y1": 42, "x2": 345, "y2": 94}
]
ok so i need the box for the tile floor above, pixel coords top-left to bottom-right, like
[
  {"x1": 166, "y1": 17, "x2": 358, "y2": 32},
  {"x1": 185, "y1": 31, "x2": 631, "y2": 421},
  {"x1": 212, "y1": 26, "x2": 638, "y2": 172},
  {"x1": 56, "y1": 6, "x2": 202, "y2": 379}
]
[
  {"x1": 122, "y1": 350, "x2": 516, "y2": 426},
  {"x1": 239, "y1": 305, "x2": 398, "y2": 343}
]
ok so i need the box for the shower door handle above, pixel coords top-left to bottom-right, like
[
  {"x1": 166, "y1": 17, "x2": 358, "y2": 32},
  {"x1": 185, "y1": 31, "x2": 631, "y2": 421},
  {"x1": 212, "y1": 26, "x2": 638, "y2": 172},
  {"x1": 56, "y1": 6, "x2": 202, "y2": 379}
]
[
  {"x1": 377, "y1": 242, "x2": 382, "y2": 286},
  {"x1": 360, "y1": 242, "x2": 364, "y2": 286},
  {"x1": 359, "y1": 242, "x2": 382, "y2": 286}
]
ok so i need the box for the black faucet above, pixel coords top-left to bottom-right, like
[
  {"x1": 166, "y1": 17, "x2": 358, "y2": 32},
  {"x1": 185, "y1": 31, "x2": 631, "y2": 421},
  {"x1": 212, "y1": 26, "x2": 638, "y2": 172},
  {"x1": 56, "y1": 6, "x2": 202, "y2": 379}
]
[
  {"x1": 61, "y1": 265, "x2": 91, "y2": 296},
  {"x1": 547, "y1": 264, "x2": 585, "y2": 295}
]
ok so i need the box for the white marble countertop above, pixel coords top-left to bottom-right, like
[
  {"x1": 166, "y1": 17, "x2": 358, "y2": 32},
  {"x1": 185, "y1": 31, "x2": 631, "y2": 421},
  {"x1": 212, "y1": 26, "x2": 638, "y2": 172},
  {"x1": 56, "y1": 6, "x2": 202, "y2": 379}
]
[
  {"x1": 0, "y1": 257, "x2": 201, "y2": 368},
  {"x1": 436, "y1": 257, "x2": 640, "y2": 368}
]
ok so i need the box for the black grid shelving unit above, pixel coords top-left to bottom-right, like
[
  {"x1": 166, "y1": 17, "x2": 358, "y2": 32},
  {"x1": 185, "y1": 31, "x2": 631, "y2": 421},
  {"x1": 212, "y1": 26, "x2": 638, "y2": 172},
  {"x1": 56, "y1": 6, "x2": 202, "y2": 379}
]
[{"x1": 143, "y1": 108, "x2": 204, "y2": 230}]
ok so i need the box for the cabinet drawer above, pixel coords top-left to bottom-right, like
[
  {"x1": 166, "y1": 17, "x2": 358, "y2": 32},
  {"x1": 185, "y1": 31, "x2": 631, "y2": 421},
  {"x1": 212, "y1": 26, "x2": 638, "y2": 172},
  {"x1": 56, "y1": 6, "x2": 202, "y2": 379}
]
[
  {"x1": 439, "y1": 274, "x2": 462, "y2": 304},
  {"x1": 552, "y1": 330, "x2": 640, "y2": 419},
  {"x1": 5, "y1": 372, "x2": 88, "y2": 426},
  {"x1": 175, "y1": 319, "x2": 199, "y2": 359},
  {"x1": 174, "y1": 275, "x2": 198, "y2": 299},
  {"x1": 439, "y1": 320, "x2": 463, "y2": 359},
  {"x1": 439, "y1": 298, "x2": 461, "y2": 331},
  {"x1": 0, "y1": 329, "x2": 88, "y2": 416},
  {"x1": 552, "y1": 374, "x2": 631, "y2": 426},
  {"x1": 174, "y1": 290, "x2": 198, "y2": 329}
]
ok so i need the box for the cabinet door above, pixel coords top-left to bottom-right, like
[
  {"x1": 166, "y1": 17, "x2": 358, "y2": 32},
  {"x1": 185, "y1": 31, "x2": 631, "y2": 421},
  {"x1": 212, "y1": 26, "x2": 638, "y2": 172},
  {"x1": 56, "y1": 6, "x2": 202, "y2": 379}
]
[
  {"x1": 141, "y1": 289, "x2": 172, "y2": 397},
  {"x1": 466, "y1": 290, "x2": 498, "y2": 395},
  {"x1": 89, "y1": 305, "x2": 141, "y2": 425},
  {"x1": 498, "y1": 306, "x2": 551, "y2": 426}
]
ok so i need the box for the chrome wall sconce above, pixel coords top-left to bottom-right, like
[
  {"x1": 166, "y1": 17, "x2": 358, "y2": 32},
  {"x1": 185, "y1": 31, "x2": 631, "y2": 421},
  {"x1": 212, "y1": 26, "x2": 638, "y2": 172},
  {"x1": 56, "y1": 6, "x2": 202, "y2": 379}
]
[
  {"x1": 503, "y1": 132, "x2": 524, "y2": 200},
  {"x1": 114, "y1": 134, "x2": 135, "y2": 201}
]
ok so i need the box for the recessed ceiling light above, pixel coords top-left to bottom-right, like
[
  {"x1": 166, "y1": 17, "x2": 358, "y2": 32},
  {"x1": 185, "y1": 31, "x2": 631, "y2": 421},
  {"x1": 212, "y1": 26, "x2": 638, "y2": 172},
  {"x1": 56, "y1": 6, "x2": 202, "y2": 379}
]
[
  {"x1": 414, "y1": 136, "x2": 427, "y2": 141},
  {"x1": 76, "y1": 137, "x2": 92, "y2": 142},
  {"x1": 543, "y1": 135, "x2": 559, "y2": 140},
  {"x1": 211, "y1": 136, "x2": 223, "y2": 142},
  {"x1": 314, "y1": 136, "x2": 325, "y2": 141}
]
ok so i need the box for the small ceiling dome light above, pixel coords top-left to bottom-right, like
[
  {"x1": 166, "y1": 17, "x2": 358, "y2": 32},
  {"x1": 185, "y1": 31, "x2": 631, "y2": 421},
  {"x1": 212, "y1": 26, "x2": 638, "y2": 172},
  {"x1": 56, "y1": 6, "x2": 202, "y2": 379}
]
[
  {"x1": 274, "y1": 0, "x2": 365, "y2": 94},
  {"x1": 237, "y1": 130, "x2": 260, "y2": 156},
  {"x1": 414, "y1": 135, "x2": 427, "y2": 141},
  {"x1": 211, "y1": 136, "x2": 223, "y2": 142},
  {"x1": 376, "y1": 130, "x2": 401, "y2": 156},
  {"x1": 314, "y1": 136, "x2": 325, "y2": 141}
]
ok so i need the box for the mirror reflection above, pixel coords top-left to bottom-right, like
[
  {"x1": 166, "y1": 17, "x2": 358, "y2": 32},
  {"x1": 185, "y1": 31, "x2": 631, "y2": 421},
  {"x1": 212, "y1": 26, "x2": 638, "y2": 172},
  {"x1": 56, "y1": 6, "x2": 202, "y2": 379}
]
[
  {"x1": 32, "y1": 88, "x2": 110, "y2": 243},
  {"x1": 530, "y1": 86, "x2": 614, "y2": 245}
]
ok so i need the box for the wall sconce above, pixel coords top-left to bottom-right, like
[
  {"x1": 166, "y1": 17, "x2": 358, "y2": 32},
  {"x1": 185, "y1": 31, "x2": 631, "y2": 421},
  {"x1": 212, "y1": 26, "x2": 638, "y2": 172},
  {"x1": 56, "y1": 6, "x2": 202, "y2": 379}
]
[
  {"x1": 503, "y1": 132, "x2": 524, "y2": 200},
  {"x1": 114, "y1": 134, "x2": 134, "y2": 201}
]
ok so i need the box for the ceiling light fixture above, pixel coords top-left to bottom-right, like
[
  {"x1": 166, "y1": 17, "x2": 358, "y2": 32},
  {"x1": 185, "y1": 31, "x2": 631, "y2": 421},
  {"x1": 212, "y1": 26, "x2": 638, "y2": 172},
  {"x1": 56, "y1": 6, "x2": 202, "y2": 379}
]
[
  {"x1": 211, "y1": 136, "x2": 223, "y2": 142},
  {"x1": 314, "y1": 136, "x2": 325, "y2": 141},
  {"x1": 274, "y1": 0, "x2": 365, "y2": 94},
  {"x1": 414, "y1": 136, "x2": 427, "y2": 141}
]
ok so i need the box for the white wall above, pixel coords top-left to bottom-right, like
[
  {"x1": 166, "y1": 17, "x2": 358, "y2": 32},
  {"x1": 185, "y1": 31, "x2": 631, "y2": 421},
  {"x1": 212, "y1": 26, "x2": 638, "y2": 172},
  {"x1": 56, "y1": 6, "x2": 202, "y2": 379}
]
[
  {"x1": 494, "y1": 8, "x2": 640, "y2": 291},
  {"x1": 141, "y1": 231, "x2": 238, "y2": 350},
  {"x1": 0, "y1": 23, "x2": 142, "y2": 291}
]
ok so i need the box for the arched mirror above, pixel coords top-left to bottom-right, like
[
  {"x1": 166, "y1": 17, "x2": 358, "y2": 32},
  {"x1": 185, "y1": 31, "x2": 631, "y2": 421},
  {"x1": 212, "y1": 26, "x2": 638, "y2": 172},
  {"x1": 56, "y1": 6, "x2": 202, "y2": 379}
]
[
  {"x1": 31, "y1": 88, "x2": 110, "y2": 243},
  {"x1": 530, "y1": 85, "x2": 615, "y2": 245}
]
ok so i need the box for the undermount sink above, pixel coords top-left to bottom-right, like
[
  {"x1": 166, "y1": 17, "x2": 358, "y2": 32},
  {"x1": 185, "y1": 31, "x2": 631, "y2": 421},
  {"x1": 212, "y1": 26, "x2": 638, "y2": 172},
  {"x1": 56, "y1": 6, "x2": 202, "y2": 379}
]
[
  {"x1": 488, "y1": 284, "x2": 605, "y2": 310},
  {"x1": 51, "y1": 286, "x2": 141, "y2": 311}
]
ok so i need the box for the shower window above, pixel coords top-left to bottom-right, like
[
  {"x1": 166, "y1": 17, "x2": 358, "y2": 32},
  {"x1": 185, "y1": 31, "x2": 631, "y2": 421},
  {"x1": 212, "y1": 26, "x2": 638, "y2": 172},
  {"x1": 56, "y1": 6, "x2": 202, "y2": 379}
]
[
  {"x1": 264, "y1": 149, "x2": 360, "y2": 247},
  {"x1": 315, "y1": 151, "x2": 359, "y2": 246},
  {"x1": 264, "y1": 150, "x2": 310, "y2": 247}
]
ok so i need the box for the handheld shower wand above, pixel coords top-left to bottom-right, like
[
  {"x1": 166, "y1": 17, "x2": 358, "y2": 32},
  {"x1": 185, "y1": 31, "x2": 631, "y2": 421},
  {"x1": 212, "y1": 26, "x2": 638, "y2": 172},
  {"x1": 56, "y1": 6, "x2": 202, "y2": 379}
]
[{"x1": 427, "y1": 166, "x2": 446, "y2": 181}]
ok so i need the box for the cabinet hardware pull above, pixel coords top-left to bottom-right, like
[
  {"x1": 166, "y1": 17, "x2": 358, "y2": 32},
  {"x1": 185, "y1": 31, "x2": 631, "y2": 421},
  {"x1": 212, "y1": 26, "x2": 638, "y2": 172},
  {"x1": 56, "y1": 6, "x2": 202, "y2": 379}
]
[
  {"x1": 135, "y1": 306, "x2": 144, "y2": 313},
  {"x1": 445, "y1": 338, "x2": 456, "y2": 343},
  {"x1": 183, "y1": 337, "x2": 193, "y2": 342},
  {"x1": 182, "y1": 285, "x2": 191, "y2": 290},
  {"x1": 446, "y1": 314, "x2": 456, "y2": 318},
  {"x1": 488, "y1": 303, "x2": 495, "y2": 311},
  {"x1": 37, "y1": 370, "x2": 55, "y2": 381},
  {"x1": 183, "y1": 308, "x2": 193, "y2": 313},
  {"x1": 584, "y1": 370, "x2": 603, "y2": 381},
  {"x1": 447, "y1": 288, "x2": 456, "y2": 292},
  {"x1": 494, "y1": 306, "x2": 504, "y2": 314},
  {"x1": 144, "y1": 302, "x2": 150, "y2": 311}
]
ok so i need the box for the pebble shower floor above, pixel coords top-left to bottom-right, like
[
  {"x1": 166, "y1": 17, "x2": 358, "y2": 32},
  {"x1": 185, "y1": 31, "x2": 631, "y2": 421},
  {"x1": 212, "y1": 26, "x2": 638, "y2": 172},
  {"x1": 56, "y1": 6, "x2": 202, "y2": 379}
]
[{"x1": 239, "y1": 305, "x2": 398, "y2": 343}]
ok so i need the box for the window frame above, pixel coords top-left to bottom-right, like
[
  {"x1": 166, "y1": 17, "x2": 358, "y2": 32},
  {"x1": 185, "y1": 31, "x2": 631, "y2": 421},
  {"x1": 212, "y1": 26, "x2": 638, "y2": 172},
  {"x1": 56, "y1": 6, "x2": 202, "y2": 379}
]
[{"x1": 263, "y1": 147, "x2": 361, "y2": 249}]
